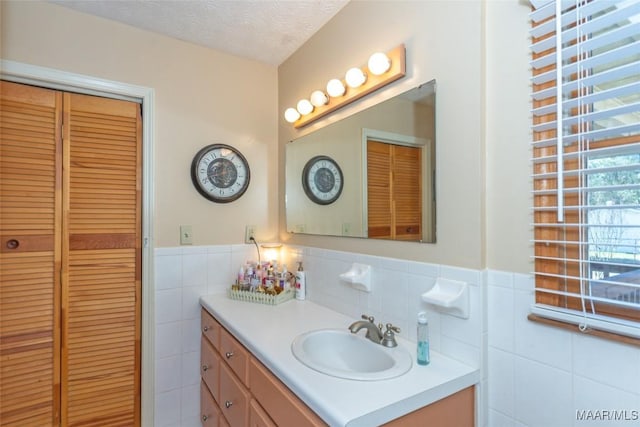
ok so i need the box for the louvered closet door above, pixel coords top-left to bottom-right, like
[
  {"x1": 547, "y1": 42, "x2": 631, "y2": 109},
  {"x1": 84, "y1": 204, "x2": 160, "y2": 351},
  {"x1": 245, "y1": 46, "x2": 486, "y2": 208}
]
[
  {"x1": 367, "y1": 140, "x2": 422, "y2": 241},
  {"x1": 392, "y1": 145, "x2": 422, "y2": 242},
  {"x1": 61, "y1": 93, "x2": 141, "y2": 426},
  {"x1": 367, "y1": 140, "x2": 393, "y2": 239},
  {"x1": 0, "y1": 82, "x2": 62, "y2": 426}
]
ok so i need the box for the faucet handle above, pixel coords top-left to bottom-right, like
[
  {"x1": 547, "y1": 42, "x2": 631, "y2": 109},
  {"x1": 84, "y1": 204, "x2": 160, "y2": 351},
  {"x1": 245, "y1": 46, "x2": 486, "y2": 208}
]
[
  {"x1": 361, "y1": 314, "x2": 375, "y2": 323},
  {"x1": 381, "y1": 323, "x2": 400, "y2": 348},
  {"x1": 385, "y1": 323, "x2": 400, "y2": 334}
]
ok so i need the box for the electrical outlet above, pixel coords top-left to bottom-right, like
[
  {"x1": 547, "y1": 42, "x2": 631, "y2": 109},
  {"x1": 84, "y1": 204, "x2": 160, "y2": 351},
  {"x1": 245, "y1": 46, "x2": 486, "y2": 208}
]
[
  {"x1": 180, "y1": 225, "x2": 193, "y2": 245},
  {"x1": 245, "y1": 225, "x2": 256, "y2": 244},
  {"x1": 342, "y1": 222, "x2": 351, "y2": 236}
]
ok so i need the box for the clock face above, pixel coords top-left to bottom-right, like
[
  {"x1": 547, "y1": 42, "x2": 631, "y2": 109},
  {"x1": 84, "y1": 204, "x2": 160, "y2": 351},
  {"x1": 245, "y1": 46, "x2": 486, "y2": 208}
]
[
  {"x1": 191, "y1": 144, "x2": 250, "y2": 203},
  {"x1": 302, "y1": 155, "x2": 344, "y2": 205}
]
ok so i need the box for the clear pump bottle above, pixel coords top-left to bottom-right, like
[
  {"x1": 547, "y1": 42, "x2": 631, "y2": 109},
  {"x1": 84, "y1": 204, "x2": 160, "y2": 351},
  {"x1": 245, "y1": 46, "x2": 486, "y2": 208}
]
[{"x1": 417, "y1": 311, "x2": 430, "y2": 366}]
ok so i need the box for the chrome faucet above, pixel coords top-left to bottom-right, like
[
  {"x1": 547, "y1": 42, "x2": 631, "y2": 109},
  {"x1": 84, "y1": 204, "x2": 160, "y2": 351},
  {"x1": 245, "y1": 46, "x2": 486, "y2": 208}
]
[{"x1": 348, "y1": 315, "x2": 383, "y2": 344}]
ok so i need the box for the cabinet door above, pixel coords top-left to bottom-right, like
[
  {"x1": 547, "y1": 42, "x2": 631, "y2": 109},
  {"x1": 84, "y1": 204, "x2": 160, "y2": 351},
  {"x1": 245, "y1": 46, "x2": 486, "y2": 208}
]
[
  {"x1": 202, "y1": 308, "x2": 221, "y2": 350},
  {"x1": 201, "y1": 381, "x2": 222, "y2": 427},
  {"x1": 0, "y1": 81, "x2": 62, "y2": 426},
  {"x1": 249, "y1": 358, "x2": 326, "y2": 427},
  {"x1": 201, "y1": 336, "x2": 221, "y2": 402},
  {"x1": 61, "y1": 93, "x2": 141, "y2": 426},
  {"x1": 249, "y1": 399, "x2": 276, "y2": 427},
  {"x1": 219, "y1": 327, "x2": 249, "y2": 384},
  {"x1": 219, "y1": 363, "x2": 250, "y2": 426}
]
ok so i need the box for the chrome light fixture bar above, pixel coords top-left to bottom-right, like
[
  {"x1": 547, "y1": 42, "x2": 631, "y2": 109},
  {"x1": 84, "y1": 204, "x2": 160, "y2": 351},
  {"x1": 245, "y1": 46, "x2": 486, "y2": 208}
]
[{"x1": 284, "y1": 44, "x2": 406, "y2": 129}]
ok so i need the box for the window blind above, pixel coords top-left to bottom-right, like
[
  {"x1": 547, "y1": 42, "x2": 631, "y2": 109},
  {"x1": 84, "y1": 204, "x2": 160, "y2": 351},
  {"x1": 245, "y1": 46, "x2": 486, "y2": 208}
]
[{"x1": 529, "y1": 0, "x2": 640, "y2": 339}]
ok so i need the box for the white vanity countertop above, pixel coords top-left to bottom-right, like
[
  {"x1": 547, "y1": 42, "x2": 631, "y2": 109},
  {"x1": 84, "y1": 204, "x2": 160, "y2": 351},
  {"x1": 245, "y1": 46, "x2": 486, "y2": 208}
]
[{"x1": 200, "y1": 294, "x2": 480, "y2": 427}]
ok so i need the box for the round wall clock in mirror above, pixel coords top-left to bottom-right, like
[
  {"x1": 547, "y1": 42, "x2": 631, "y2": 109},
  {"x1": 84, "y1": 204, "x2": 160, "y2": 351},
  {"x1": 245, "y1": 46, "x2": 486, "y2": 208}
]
[
  {"x1": 191, "y1": 143, "x2": 250, "y2": 203},
  {"x1": 302, "y1": 155, "x2": 344, "y2": 205}
]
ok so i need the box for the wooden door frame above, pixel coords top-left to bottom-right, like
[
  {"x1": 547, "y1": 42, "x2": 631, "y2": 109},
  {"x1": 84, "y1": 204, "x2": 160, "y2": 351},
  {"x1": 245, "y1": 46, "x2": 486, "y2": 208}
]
[{"x1": 1, "y1": 59, "x2": 155, "y2": 426}]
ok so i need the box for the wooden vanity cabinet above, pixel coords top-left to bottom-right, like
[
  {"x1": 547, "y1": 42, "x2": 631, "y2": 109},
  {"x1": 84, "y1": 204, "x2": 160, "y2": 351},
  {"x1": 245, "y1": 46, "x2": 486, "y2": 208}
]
[
  {"x1": 382, "y1": 385, "x2": 474, "y2": 427},
  {"x1": 200, "y1": 308, "x2": 474, "y2": 427},
  {"x1": 200, "y1": 309, "x2": 325, "y2": 427}
]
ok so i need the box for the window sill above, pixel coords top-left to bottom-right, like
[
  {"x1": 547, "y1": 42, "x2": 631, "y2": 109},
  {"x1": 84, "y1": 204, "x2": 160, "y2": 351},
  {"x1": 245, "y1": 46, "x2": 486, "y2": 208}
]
[{"x1": 528, "y1": 314, "x2": 640, "y2": 348}]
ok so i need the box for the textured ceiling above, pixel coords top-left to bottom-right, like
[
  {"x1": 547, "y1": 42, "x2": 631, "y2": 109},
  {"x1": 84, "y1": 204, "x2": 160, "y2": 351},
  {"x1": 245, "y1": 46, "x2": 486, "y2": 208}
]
[{"x1": 49, "y1": 0, "x2": 349, "y2": 66}]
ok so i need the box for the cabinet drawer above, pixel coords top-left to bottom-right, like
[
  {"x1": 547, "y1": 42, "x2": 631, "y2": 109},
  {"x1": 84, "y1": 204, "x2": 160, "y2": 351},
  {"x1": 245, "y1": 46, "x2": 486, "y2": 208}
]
[
  {"x1": 202, "y1": 308, "x2": 221, "y2": 350},
  {"x1": 201, "y1": 336, "x2": 220, "y2": 402},
  {"x1": 249, "y1": 358, "x2": 326, "y2": 427},
  {"x1": 219, "y1": 362, "x2": 250, "y2": 426},
  {"x1": 249, "y1": 399, "x2": 276, "y2": 427},
  {"x1": 219, "y1": 327, "x2": 249, "y2": 384},
  {"x1": 201, "y1": 381, "x2": 222, "y2": 427}
]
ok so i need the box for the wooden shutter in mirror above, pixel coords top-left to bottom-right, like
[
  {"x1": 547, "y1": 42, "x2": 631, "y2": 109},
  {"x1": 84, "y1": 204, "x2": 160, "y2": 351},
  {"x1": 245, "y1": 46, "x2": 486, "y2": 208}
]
[
  {"x1": 367, "y1": 140, "x2": 422, "y2": 241},
  {"x1": 61, "y1": 93, "x2": 141, "y2": 426},
  {"x1": 367, "y1": 141, "x2": 393, "y2": 239},
  {"x1": 0, "y1": 82, "x2": 62, "y2": 426}
]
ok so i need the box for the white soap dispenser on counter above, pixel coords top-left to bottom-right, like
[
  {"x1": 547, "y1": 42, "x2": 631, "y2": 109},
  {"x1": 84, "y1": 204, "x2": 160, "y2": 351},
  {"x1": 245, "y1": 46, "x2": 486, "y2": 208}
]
[{"x1": 295, "y1": 261, "x2": 306, "y2": 300}]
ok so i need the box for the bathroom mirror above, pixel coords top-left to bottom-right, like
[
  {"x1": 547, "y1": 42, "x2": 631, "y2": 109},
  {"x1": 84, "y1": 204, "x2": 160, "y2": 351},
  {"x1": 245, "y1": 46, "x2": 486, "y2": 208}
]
[{"x1": 286, "y1": 80, "x2": 436, "y2": 242}]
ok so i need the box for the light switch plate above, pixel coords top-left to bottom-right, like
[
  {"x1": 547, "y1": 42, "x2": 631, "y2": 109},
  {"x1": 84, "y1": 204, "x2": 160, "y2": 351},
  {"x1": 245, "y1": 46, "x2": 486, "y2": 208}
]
[{"x1": 180, "y1": 225, "x2": 193, "y2": 245}]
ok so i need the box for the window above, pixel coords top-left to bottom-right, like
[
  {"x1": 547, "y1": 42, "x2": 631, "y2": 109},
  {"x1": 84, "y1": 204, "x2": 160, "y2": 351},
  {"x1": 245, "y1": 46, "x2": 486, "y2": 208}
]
[{"x1": 529, "y1": 0, "x2": 640, "y2": 340}]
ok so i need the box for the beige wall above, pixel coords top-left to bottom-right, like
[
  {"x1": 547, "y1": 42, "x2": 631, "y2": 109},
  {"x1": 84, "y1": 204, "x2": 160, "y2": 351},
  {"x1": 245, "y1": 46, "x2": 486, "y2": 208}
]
[
  {"x1": 485, "y1": 0, "x2": 532, "y2": 274},
  {"x1": 279, "y1": 1, "x2": 485, "y2": 269},
  {"x1": 279, "y1": 0, "x2": 532, "y2": 273},
  {"x1": 2, "y1": 0, "x2": 533, "y2": 273},
  {"x1": 1, "y1": 0, "x2": 279, "y2": 247}
]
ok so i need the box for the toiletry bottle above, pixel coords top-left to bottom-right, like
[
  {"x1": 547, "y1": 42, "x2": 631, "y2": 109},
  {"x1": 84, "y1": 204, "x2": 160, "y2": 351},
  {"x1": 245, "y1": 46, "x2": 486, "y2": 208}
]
[
  {"x1": 279, "y1": 264, "x2": 288, "y2": 289},
  {"x1": 417, "y1": 311, "x2": 430, "y2": 365},
  {"x1": 237, "y1": 265, "x2": 245, "y2": 285},
  {"x1": 295, "y1": 262, "x2": 306, "y2": 300}
]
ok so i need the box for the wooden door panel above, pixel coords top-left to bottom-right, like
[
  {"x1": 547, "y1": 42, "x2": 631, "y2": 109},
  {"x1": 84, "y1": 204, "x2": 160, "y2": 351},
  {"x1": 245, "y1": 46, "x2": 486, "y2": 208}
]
[
  {"x1": 0, "y1": 81, "x2": 61, "y2": 426},
  {"x1": 62, "y1": 93, "x2": 141, "y2": 426},
  {"x1": 367, "y1": 141, "x2": 392, "y2": 238},
  {"x1": 367, "y1": 140, "x2": 422, "y2": 241}
]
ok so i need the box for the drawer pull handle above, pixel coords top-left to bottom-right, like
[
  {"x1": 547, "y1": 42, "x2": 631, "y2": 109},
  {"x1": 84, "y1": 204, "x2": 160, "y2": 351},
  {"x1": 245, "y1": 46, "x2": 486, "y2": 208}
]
[
  {"x1": 202, "y1": 364, "x2": 209, "y2": 372},
  {"x1": 224, "y1": 400, "x2": 233, "y2": 409},
  {"x1": 202, "y1": 415, "x2": 208, "y2": 422},
  {"x1": 225, "y1": 351, "x2": 234, "y2": 359},
  {"x1": 203, "y1": 325, "x2": 209, "y2": 332},
  {"x1": 6, "y1": 239, "x2": 19, "y2": 250}
]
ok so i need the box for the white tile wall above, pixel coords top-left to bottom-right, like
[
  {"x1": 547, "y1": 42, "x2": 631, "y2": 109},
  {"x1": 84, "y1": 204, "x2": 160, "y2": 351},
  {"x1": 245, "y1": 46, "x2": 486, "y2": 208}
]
[
  {"x1": 154, "y1": 244, "x2": 486, "y2": 425},
  {"x1": 154, "y1": 244, "x2": 255, "y2": 426},
  {"x1": 152, "y1": 248, "x2": 639, "y2": 427},
  {"x1": 283, "y1": 245, "x2": 485, "y2": 368},
  {"x1": 487, "y1": 270, "x2": 640, "y2": 427}
]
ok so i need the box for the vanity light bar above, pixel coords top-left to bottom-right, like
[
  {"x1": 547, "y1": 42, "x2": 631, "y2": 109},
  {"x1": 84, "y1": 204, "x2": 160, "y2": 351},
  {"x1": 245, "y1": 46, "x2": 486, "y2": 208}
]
[{"x1": 285, "y1": 44, "x2": 406, "y2": 129}]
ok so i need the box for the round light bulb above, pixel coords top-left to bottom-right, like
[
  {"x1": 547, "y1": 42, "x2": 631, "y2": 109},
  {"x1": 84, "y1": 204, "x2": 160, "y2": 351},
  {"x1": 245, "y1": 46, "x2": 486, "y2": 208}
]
[
  {"x1": 284, "y1": 107, "x2": 301, "y2": 123},
  {"x1": 326, "y1": 79, "x2": 346, "y2": 97},
  {"x1": 296, "y1": 99, "x2": 313, "y2": 115},
  {"x1": 368, "y1": 52, "x2": 391, "y2": 76},
  {"x1": 345, "y1": 67, "x2": 367, "y2": 88},
  {"x1": 310, "y1": 90, "x2": 328, "y2": 107}
]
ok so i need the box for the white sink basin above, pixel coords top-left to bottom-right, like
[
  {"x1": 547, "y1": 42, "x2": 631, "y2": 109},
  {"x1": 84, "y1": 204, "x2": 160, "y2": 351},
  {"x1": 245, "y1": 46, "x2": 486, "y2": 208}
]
[{"x1": 291, "y1": 329, "x2": 412, "y2": 381}]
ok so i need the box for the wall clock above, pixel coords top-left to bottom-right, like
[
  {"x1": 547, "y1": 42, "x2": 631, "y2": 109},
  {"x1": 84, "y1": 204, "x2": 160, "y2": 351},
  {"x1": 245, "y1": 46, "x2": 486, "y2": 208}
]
[
  {"x1": 302, "y1": 155, "x2": 344, "y2": 205},
  {"x1": 191, "y1": 143, "x2": 250, "y2": 203}
]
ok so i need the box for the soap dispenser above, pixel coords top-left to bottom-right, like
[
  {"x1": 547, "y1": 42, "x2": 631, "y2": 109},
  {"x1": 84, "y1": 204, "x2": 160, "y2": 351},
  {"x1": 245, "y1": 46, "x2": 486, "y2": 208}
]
[
  {"x1": 417, "y1": 311, "x2": 430, "y2": 365},
  {"x1": 295, "y1": 262, "x2": 306, "y2": 300}
]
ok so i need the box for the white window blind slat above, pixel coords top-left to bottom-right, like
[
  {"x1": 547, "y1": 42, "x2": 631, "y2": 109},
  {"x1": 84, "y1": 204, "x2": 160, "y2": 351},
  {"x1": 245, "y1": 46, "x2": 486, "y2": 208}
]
[
  {"x1": 531, "y1": 123, "x2": 640, "y2": 149},
  {"x1": 532, "y1": 81, "x2": 640, "y2": 116},
  {"x1": 532, "y1": 101, "x2": 640, "y2": 133},
  {"x1": 532, "y1": 21, "x2": 640, "y2": 70},
  {"x1": 530, "y1": 0, "x2": 640, "y2": 338}
]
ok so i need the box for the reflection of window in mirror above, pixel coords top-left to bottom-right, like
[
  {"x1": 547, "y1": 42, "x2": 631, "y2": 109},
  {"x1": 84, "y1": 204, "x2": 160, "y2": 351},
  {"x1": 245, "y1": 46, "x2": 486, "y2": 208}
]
[{"x1": 367, "y1": 140, "x2": 422, "y2": 241}]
